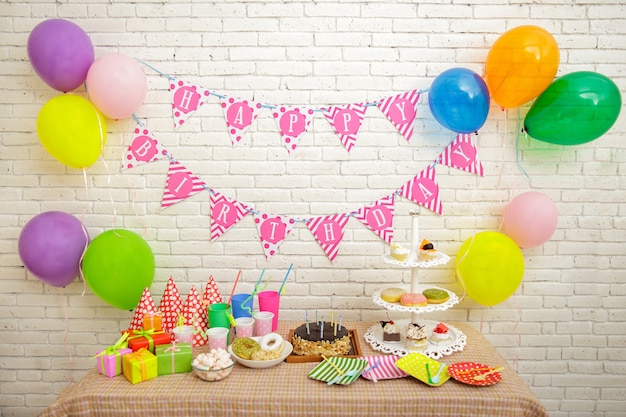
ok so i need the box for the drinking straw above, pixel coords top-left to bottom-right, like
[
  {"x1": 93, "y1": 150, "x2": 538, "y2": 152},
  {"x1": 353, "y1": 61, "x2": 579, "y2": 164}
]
[
  {"x1": 278, "y1": 263, "x2": 293, "y2": 296},
  {"x1": 241, "y1": 269, "x2": 269, "y2": 316},
  {"x1": 227, "y1": 270, "x2": 242, "y2": 305}
]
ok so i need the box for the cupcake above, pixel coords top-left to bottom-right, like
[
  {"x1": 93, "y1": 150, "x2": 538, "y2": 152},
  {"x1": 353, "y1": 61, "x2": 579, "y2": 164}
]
[
  {"x1": 430, "y1": 322, "x2": 451, "y2": 344},
  {"x1": 390, "y1": 243, "x2": 409, "y2": 261},
  {"x1": 418, "y1": 239, "x2": 438, "y2": 261}
]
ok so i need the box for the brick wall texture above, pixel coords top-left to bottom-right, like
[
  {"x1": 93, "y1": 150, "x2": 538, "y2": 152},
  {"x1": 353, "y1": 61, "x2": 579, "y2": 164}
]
[{"x1": 1, "y1": 1, "x2": 625, "y2": 416}]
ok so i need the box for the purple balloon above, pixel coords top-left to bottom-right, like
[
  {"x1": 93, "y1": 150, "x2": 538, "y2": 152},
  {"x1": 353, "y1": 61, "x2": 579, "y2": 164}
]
[
  {"x1": 18, "y1": 211, "x2": 89, "y2": 287},
  {"x1": 27, "y1": 19, "x2": 94, "y2": 92}
]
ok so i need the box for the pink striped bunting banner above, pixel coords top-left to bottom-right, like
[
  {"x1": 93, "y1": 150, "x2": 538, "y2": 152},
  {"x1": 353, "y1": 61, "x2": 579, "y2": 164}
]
[
  {"x1": 210, "y1": 191, "x2": 250, "y2": 241},
  {"x1": 399, "y1": 166, "x2": 443, "y2": 214},
  {"x1": 377, "y1": 90, "x2": 421, "y2": 142},
  {"x1": 161, "y1": 160, "x2": 206, "y2": 209},
  {"x1": 439, "y1": 133, "x2": 484, "y2": 176},
  {"x1": 306, "y1": 214, "x2": 350, "y2": 262},
  {"x1": 322, "y1": 103, "x2": 368, "y2": 153},
  {"x1": 354, "y1": 194, "x2": 396, "y2": 244}
]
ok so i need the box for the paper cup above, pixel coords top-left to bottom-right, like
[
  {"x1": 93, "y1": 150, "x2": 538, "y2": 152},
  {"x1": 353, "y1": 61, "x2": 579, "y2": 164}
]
[
  {"x1": 235, "y1": 317, "x2": 254, "y2": 338},
  {"x1": 253, "y1": 311, "x2": 274, "y2": 337},
  {"x1": 172, "y1": 325, "x2": 194, "y2": 344},
  {"x1": 207, "y1": 327, "x2": 229, "y2": 351},
  {"x1": 257, "y1": 290, "x2": 280, "y2": 331},
  {"x1": 231, "y1": 293, "x2": 253, "y2": 319}
]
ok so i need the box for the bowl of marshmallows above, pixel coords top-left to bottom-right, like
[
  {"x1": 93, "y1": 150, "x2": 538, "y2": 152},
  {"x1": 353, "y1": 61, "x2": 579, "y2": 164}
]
[{"x1": 192, "y1": 348, "x2": 235, "y2": 381}]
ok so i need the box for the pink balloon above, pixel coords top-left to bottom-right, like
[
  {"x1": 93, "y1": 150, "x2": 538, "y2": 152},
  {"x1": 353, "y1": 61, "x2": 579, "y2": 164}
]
[
  {"x1": 501, "y1": 191, "x2": 558, "y2": 249},
  {"x1": 86, "y1": 53, "x2": 147, "y2": 119}
]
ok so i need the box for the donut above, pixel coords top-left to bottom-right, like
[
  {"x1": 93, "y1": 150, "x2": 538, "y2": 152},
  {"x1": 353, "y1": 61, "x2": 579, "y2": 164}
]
[
  {"x1": 259, "y1": 332, "x2": 284, "y2": 352},
  {"x1": 232, "y1": 337, "x2": 260, "y2": 359},
  {"x1": 422, "y1": 288, "x2": 450, "y2": 304},
  {"x1": 400, "y1": 293, "x2": 428, "y2": 307},
  {"x1": 380, "y1": 287, "x2": 407, "y2": 303}
]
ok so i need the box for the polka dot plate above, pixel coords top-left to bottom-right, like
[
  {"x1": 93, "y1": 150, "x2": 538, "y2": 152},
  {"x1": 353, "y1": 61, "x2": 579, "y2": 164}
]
[
  {"x1": 447, "y1": 361, "x2": 502, "y2": 386},
  {"x1": 395, "y1": 353, "x2": 450, "y2": 387}
]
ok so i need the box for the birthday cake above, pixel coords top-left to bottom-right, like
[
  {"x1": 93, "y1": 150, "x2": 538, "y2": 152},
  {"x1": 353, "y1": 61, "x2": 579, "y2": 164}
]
[{"x1": 292, "y1": 322, "x2": 351, "y2": 356}]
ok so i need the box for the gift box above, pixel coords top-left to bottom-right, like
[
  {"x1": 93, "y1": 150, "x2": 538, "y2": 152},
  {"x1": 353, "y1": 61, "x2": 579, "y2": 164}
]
[
  {"x1": 123, "y1": 329, "x2": 172, "y2": 353},
  {"x1": 94, "y1": 333, "x2": 133, "y2": 378},
  {"x1": 123, "y1": 348, "x2": 158, "y2": 384},
  {"x1": 155, "y1": 342, "x2": 193, "y2": 375},
  {"x1": 142, "y1": 312, "x2": 163, "y2": 332}
]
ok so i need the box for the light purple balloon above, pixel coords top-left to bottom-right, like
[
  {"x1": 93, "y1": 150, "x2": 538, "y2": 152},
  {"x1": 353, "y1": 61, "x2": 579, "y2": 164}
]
[
  {"x1": 18, "y1": 211, "x2": 89, "y2": 287},
  {"x1": 27, "y1": 19, "x2": 94, "y2": 92}
]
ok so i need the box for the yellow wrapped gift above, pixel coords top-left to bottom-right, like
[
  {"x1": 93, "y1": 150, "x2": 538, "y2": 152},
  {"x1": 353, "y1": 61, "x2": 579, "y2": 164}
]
[{"x1": 123, "y1": 348, "x2": 157, "y2": 384}]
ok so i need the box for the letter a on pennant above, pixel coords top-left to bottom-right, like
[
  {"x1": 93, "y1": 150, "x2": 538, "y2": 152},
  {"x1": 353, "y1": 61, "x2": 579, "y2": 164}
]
[
  {"x1": 305, "y1": 214, "x2": 350, "y2": 262},
  {"x1": 354, "y1": 194, "x2": 395, "y2": 244},
  {"x1": 170, "y1": 78, "x2": 211, "y2": 129},
  {"x1": 220, "y1": 96, "x2": 264, "y2": 146},
  {"x1": 161, "y1": 160, "x2": 207, "y2": 209},
  {"x1": 399, "y1": 166, "x2": 443, "y2": 214}
]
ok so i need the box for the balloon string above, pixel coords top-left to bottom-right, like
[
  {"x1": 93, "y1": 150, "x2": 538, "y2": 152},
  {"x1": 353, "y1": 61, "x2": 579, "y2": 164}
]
[
  {"x1": 515, "y1": 107, "x2": 530, "y2": 180},
  {"x1": 61, "y1": 290, "x2": 75, "y2": 386},
  {"x1": 496, "y1": 107, "x2": 507, "y2": 189},
  {"x1": 511, "y1": 291, "x2": 521, "y2": 371},
  {"x1": 78, "y1": 170, "x2": 90, "y2": 297}
]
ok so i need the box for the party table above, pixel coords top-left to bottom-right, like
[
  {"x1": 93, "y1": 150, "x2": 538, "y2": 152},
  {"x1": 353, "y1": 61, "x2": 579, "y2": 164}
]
[{"x1": 40, "y1": 321, "x2": 548, "y2": 417}]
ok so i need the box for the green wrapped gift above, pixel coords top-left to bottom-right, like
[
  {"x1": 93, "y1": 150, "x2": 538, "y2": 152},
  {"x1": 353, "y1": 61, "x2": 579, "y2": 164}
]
[{"x1": 155, "y1": 342, "x2": 192, "y2": 375}]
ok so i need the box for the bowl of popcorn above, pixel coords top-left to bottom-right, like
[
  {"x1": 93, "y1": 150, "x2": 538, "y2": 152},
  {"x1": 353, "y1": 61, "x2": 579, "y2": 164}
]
[{"x1": 192, "y1": 348, "x2": 235, "y2": 381}]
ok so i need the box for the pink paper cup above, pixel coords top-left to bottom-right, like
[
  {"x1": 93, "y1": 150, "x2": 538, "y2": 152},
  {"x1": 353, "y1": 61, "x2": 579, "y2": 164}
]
[
  {"x1": 253, "y1": 311, "x2": 274, "y2": 337},
  {"x1": 257, "y1": 290, "x2": 280, "y2": 331},
  {"x1": 207, "y1": 327, "x2": 229, "y2": 351},
  {"x1": 172, "y1": 325, "x2": 194, "y2": 344},
  {"x1": 235, "y1": 317, "x2": 254, "y2": 338}
]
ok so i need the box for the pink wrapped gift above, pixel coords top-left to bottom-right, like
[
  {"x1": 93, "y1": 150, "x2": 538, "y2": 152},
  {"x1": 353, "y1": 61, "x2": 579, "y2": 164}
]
[{"x1": 95, "y1": 334, "x2": 133, "y2": 378}]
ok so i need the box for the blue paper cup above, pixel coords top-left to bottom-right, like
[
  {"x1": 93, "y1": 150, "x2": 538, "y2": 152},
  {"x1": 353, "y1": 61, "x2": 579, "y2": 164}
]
[{"x1": 231, "y1": 293, "x2": 253, "y2": 319}]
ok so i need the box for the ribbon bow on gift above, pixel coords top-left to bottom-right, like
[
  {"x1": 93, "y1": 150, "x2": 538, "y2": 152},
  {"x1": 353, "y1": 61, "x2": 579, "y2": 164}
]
[{"x1": 128, "y1": 328, "x2": 165, "y2": 352}]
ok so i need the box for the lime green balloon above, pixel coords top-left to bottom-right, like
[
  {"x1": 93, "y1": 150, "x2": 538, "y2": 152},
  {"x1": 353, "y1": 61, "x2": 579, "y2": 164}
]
[
  {"x1": 455, "y1": 231, "x2": 525, "y2": 306},
  {"x1": 524, "y1": 71, "x2": 621, "y2": 145},
  {"x1": 82, "y1": 229, "x2": 155, "y2": 310}
]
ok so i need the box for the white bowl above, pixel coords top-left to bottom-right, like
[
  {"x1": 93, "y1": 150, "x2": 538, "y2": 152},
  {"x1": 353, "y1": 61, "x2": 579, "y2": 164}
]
[{"x1": 228, "y1": 336, "x2": 293, "y2": 369}]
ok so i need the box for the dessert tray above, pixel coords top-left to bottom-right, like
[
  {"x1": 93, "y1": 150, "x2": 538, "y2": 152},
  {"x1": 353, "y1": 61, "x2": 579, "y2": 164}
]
[
  {"x1": 382, "y1": 251, "x2": 450, "y2": 268},
  {"x1": 364, "y1": 319, "x2": 466, "y2": 360},
  {"x1": 372, "y1": 285, "x2": 459, "y2": 314}
]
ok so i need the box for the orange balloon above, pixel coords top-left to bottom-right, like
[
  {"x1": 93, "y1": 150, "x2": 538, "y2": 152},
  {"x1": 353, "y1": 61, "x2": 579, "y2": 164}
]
[{"x1": 485, "y1": 25, "x2": 560, "y2": 109}]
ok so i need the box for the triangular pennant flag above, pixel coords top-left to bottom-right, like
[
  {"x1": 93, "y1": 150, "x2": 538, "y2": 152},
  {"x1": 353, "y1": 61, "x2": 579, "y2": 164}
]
[
  {"x1": 161, "y1": 160, "x2": 207, "y2": 209},
  {"x1": 439, "y1": 133, "x2": 484, "y2": 176},
  {"x1": 399, "y1": 166, "x2": 443, "y2": 215},
  {"x1": 377, "y1": 90, "x2": 421, "y2": 142},
  {"x1": 128, "y1": 287, "x2": 157, "y2": 330},
  {"x1": 210, "y1": 191, "x2": 250, "y2": 241},
  {"x1": 181, "y1": 286, "x2": 208, "y2": 347},
  {"x1": 272, "y1": 105, "x2": 315, "y2": 154},
  {"x1": 170, "y1": 78, "x2": 211, "y2": 128},
  {"x1": 354, "y1": 194, "x2": 396, "y2": 244},
  {"x1": 322, "y1": 103, "x2": 368, "y2": 153},
  {"x1": 306, "y1": 214, "x2": 350, "y2": 262},
  {"x1": 202, "y1": 275, "x2": 223, "y2": 305},
  {"x1": 158, "y1": 276, "x2": 184, "y2": 334},
  {"x1": 121, "y1": 125, "x2": 168, "y2": 170},
  {"x1": 253, "y1": 212, "x2": 297, "y2": 260},
  {"x1": 220, "y1": 95, "x2": 264, "y2": 146}
]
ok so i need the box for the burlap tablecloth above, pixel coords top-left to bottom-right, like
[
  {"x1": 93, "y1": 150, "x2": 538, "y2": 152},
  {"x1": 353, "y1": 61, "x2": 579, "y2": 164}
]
[{"x1": 40, "y1": 321, "x2": 548, "y2": 417}]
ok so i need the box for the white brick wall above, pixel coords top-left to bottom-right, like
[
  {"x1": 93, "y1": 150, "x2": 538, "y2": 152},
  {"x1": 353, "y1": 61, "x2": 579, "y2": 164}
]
[{"x1": 1, "y1": 0, "x2": 625, "y2": 415}]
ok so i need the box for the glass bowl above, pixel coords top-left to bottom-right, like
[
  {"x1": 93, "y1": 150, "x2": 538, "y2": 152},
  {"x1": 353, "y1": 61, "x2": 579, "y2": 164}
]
[{"x1": 192, "y1": 361, "x2": 235, "y2": 381}]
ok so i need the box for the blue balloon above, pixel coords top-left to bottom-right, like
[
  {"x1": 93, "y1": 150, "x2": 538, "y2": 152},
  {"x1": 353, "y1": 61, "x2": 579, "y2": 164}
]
[{"x1": 429, "y1": 68, "x2": 490, "y2": 134}]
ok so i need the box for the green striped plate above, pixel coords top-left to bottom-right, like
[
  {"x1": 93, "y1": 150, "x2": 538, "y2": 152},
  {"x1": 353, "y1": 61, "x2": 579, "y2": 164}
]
[{"x1": 308, "y1": 357, "x2": 368, "y2": 385}]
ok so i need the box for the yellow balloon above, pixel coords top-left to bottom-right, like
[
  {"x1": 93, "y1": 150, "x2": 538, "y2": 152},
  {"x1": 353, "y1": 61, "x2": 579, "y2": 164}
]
[
  {"x1": 36, "y1": 94, "x2": 107, "y2": 169},
  {"x1": 485, "y1": 25, "x2": 560, "y2": 109},
  {"x1": 455, "y1": 231, "x2": 525, "y2": 306}
]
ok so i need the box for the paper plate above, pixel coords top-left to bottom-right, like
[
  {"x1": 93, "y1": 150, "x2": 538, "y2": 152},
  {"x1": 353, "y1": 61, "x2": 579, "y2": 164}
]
[
  {"x1": 395, "y1": 353, "x2": 450, "y2": 387},
  {"x1": 359, "y1": 355, "x2": 408, "y2": 381},
  {"x1": 447, "y1": 362, "x2": 502, "y2": 386},
  {"x1": 308, "y1": 357, "x2": 368, "y2": 385}
]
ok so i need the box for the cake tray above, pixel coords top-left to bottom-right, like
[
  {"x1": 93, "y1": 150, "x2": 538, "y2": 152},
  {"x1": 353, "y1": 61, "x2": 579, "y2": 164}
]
[{"x1": 285, "y1": 329, "x2": 362, "y2": 363}]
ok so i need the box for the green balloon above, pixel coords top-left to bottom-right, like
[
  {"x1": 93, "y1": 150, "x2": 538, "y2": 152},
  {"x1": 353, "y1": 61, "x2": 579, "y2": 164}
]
[
  {"x1": 82, "y1": 229, "x2": 155, "y2": 310},
  {"x1": 524, "y1": 71, "x2": 622, "y2": 145}
]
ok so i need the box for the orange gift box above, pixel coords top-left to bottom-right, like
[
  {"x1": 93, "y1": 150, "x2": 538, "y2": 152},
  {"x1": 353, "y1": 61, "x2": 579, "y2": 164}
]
[
  {"x1": 142, "y1": 312, "x2": 163, "y2": 332},
  {"x1": 123, "y1": 329, "x2": 171, "y2": 353}
]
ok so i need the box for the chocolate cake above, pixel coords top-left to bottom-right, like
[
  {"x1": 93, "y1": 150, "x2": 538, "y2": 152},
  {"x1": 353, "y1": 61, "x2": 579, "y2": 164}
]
[{"x1": 292, "y1": 322, "x2": 351, "y2": 356}]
